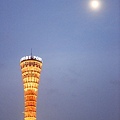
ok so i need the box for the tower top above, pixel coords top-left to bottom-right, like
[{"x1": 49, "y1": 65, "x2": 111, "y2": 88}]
[{"x1": 20, "y1": 56, "x2": 43, "y2": 63}]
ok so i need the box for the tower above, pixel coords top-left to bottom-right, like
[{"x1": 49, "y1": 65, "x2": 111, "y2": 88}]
[{"x1": 20, "y1": 55, "x2": 43, "y2": 120}]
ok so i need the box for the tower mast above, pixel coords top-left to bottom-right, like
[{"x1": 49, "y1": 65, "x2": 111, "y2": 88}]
[{"x1": 31, "y1": 48, "x2": 32, "y2": 57}]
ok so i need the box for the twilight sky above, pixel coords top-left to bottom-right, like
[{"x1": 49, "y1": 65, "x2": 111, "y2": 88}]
[{"x1": 0, "y1": 0, "x2": 120, "y2": 120}]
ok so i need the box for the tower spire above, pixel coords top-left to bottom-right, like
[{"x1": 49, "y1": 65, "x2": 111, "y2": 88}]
[{"x1": 31, "y1": 48, "x2": 32, "y2": 57}]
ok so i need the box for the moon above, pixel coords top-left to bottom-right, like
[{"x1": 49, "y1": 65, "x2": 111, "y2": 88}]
[{"x1": 90, "y1": 0, "x2": 101, "y2": 10}]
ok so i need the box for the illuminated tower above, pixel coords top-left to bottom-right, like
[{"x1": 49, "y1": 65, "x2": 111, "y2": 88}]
[{"x1": 20, "y1": 55, "x2": 43, "y2": 120}]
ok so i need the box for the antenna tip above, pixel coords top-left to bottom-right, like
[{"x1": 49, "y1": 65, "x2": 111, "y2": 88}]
[{"x1": 31, "y1": 48, "x2": 32, "y2": 57}]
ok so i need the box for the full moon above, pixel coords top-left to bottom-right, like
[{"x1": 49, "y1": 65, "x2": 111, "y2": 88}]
[{"x1": 90, "y1": 0, "x2": 101, "y2": 10}]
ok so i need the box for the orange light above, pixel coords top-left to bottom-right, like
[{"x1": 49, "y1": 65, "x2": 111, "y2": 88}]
[{"x1": 20, "y1": 57, "x2": 42, "y2": 120}]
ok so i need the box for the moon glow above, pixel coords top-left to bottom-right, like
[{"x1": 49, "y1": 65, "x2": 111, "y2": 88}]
[{"x1": 90, "y1": 0, "x2": 101, "y2": 10}]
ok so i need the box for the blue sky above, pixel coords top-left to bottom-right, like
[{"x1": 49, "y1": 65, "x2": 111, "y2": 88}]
[{"x1": 0, "y1": 0, "x2": 120, "y2": 120}]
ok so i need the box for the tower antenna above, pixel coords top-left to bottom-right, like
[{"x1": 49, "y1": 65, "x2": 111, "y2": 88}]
[{"x1": 31, "y1": 48, "x2": 32, "y2": 57}]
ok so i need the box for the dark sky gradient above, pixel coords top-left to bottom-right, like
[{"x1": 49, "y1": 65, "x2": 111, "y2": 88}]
[{"x1": 0, "y1": 0, "x2": 120, "y2": 120}]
